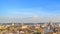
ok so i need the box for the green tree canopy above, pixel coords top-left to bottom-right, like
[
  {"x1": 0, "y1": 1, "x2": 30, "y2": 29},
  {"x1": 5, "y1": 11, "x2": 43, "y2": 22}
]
[{"x1": 33, "y1": 32, "x2": 41, "y2": 34}]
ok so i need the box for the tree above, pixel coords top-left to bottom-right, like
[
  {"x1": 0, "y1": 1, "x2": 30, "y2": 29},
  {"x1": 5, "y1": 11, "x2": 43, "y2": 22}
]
[{"x1": 33, "y1": 32, "x2": 41, "y2": 34}]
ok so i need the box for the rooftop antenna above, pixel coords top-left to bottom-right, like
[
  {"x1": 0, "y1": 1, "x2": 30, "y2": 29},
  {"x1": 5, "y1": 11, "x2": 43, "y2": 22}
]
[
  {"x1": 21, "y1": 16, "x2": 24, "y2": 26},
  {"x1": 33, "y1": 16, "x2": 39, "y2": 26}
]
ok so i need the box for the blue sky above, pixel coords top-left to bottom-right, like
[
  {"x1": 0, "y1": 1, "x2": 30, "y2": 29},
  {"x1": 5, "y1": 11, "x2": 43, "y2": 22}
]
[
  {"x1": 0, "y1": 0, "x2": 60, "y2": 23},
  {"x1": 0, "y1": 0, "x2": 60, "y2": 18}
]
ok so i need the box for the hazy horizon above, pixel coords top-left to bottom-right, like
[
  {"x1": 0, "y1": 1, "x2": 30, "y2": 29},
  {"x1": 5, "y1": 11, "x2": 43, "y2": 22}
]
[{"x1": 0, "y1": 0, "x2": 60, "y2": 23}]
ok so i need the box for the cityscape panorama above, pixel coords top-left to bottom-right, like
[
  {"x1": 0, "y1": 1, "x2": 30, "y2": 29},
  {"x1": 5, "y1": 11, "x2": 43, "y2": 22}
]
[{"x1": 0, "y1": 0, "x2": 60, "y2": 34}]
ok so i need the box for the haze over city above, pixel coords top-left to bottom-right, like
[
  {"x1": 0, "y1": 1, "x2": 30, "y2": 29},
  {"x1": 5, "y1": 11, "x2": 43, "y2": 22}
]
[{"x1": 0, "y1": 0, "x2": 60, "y2": 23}]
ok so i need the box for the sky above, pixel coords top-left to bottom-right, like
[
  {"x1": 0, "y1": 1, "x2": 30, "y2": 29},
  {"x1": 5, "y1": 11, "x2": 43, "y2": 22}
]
[{"x1": 0, "y1": 0, "x2": 60, "y2": 23}]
